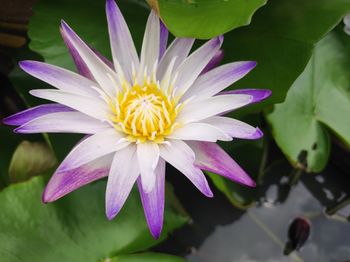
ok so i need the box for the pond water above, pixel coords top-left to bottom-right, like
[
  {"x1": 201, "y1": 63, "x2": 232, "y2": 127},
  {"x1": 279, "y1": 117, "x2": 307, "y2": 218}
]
[{"x1": 158, "y1": 157, "x2": 350, "y2": 262}]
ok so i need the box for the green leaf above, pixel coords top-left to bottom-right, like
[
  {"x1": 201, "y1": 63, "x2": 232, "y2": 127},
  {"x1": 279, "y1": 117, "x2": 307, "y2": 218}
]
[
  {"x1": 0, "y1": 176, "x2": 187, "y2": 262},
  {"x1": 109, "y1": 252, "x2": 185, "y2": 262},
  {"x1": 267, "y1": 32, "x2": 350, "y2": 172},
  {"x1": 9, "y1": 141, "x2": 57, "y2": 183},
  {"x1": 152, "y1": 0, "x2": 267, "y2": 39},
  {"x1": 222, "y1": 0, "x2": 350, "y2": 114}
]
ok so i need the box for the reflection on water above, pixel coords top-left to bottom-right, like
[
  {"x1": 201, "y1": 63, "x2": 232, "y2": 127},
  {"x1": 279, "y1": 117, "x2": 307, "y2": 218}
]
[
  {"x1": 157, "y1": 158, "x2": 350, "y2": 262},
  {"x1": 186, "y1": 164, "x2": 350, "y2": 262}
]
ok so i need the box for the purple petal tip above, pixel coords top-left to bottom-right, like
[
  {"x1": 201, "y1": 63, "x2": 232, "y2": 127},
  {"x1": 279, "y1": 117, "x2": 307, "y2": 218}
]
[
  {"x1": 250, "y1": 127, "x2": 264, "y2": 140},
  {"x1": 204, "y1": 188, "x2": 214, "y2": 198},
  {"x1": 149, "y1": 225, "x2": 162, "y2": 239}
]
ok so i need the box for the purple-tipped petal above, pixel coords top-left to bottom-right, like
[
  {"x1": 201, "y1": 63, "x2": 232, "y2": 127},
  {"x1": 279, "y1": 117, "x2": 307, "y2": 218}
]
[
  {"x1": 188, "y1": 141, "x2": 256, "y2": 187},
  {"x1": 137, "y1": 158, "x2": 165, "y2": 239},
  {"x1": 177, "y1": 94, "x2": 253, "y2": 124},
  {"x1": 174, "y1": 36, "x2": 224, "y2": 97},
  {"x1": 61, "y1": 27, "x2": 114, "y2": 80},
  {"x1": 182, "y1": 61, "x2": 257, "y2": 102},
  {"x1": 60, "y1": 27, "x2": 93, "y2": 80},
  {"x1": 14, "y1": 111, "x2": 110, "y2": 134},
  {"x1": 19, "y1": 60, "x2": 100, "y2": 97},
  {"x1": 220, "y1": 89, "x2": 272, "y2": 104},
  {"x1": 201, "y1": 49, "x2": 224, "y2": 75},
  {"x1": 105, "y1": 145, "x2": 139, "y2": 220},
  {"x1": 159, "y1": 140, "x2": 213, "y2": 197},
  {"x1": 106, "y1": 0, "x2": 139, "y2": 82},
  {"x1": 202, "y1": 116, "x2": 264, "y2": 140},
  {"x1": 159, "y1": 20, "x2": 168, "y2": 60},
  {"x1": 43, "y1": 153, "x2": 113, "y2": 203},
  {"x1": 60, "y1": 20, "x2": 119, "y2": 97},
  {"x1": 59, "y1": 128, "x2": 129, "y2": 172},
  {"x1": 3, "y1": 103, "x2": 72, "y2": 126}
]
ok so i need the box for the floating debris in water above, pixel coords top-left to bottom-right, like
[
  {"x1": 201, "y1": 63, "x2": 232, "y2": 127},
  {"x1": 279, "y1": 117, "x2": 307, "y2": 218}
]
[{"x1": 284, "y1": 217, "x2": 311, "y2": 255}]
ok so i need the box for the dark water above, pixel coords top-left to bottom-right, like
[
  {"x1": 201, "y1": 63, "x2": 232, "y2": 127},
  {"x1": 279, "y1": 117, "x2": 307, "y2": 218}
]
[{"x1": 158, "y1": 156, "x2": 350, "y2": 262}]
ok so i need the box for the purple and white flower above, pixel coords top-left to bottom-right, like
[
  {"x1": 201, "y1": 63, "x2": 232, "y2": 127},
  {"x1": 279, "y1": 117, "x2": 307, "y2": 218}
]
[{"x1": 4, "y1": 0, "x2": 271, "y2": 238}]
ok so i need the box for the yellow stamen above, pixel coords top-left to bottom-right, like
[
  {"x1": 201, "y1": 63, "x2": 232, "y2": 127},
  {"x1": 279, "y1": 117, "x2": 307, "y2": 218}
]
[{"x1": 110, "y1": 81, "x2": 179, "y2": 143}]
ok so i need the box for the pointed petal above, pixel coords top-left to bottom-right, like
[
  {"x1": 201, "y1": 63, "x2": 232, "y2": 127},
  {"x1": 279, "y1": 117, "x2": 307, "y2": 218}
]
[
  {"x1": 174, "y1": 36, "x2": 223, "y2": 97},
  {"x1": 183, "y1": 61, "x2": 257, "y2": 102},
  {"x1": 137, "y1": 158, "x2": 165, "y2": 239},
  {"x1": 61, "y1": 20, "x2": 119, "y2": 97},
  {"x1": 106, "y1": 0, "x2": 139, "y2": 82},
  {"x1": 159, "y1": 140, "x2": 213, "y2": 197},
  {"x1": 137, "y1": 142, "x2": 160, "y2": 193},
  {"x1": 200, "y1": 49, "x2": 224, "y2": 75},
  {"x1": 139, "y1": 10, "x2": 160, "y2": 80},
  {"x1": 220, "y1": 89, "x2": 272, "y2": 104},
  {"x1": 168, "y1": 122, "x2": 231, "y2": 142},
  {"x1": 159, "y1": 20, "x2": 169, "y2": 60},
  {"x1": 29, "y1": 89, "x2": 109, "y2": 120},
  {"x1": 106, "y1": 145, "x2": 139, "y2": 220},
  {"x1": 60, "y1": 27, "x2": 114, "y2": 80},
  {"x1": 14, "y1": 111, "x2": 110, "y2": 134},
  {"x1": 59, "y1": 128, "x2": 129, "y2": 171},
  {"x1": 43, "y1": 153, "x2": 113, "y2": 203},
  {"x1": 202, "y1": 116, "x2": 263, "y2": 140},
  {"x1": 177, "y1": 94, "x2": 253, "y2": 124},
  {"x1": 157, "y1": 38, "x2": 195, "y2": 80},
  {"x1": 19, "y1": 60, "x2": 100, "y2": 97},
  {"x1": 188, "y1": 141, "x2": 256, "y2": 187},
  {"x1": 3, "y1": 104, "x2": 72, "y2": 126}
]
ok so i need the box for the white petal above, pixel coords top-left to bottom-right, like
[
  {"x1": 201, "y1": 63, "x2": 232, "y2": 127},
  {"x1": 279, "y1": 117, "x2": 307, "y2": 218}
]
[
  {"x1": 181, "y1": 61, "x2": 257, "y2": 102},
  {"x1": 176, "y1": 94, "x2": 253, "y2": 124},
  {"x1": 61, "y1": 21, "x2": 120, "y2": 97},
  {"x1": 168, "y1": 122, "x2": 231, "y2": 142},
  {"x1": 29, "y1": 89, "x2": 109, "y2": 120},
  {"x1": 106, "y1": 0, "x2": 139, "y2": 83},
  {"x1": 174, "y1": 36, "x2": 223, "y2": 97},
  {"x1": 159, "y1": 140, "x2": 213, "y2": 197},
  {"x1": 157, "y1": 38, "x2": 195, "y2": 80},
  {"x1": 202, "y1": 116, "x2": 263, "y2": 140},
  {"x1": 139, "y1": 10, "x2": 160, "y2": 82},
  {"x1": 59, "y1": 128, "x2": 129, "y2": 171},
  {"x1": 15, "y1": 111, "x2": 110, "y2": 134},
  {"x1": 137, "y1": 142, "x2": 160, "y2": 193},
  {"x1": 105, "y1": 144, "x2": 139, "y2": 219}
]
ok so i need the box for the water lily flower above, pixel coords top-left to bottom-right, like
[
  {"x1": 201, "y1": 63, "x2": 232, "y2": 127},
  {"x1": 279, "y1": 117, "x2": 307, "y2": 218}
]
[{"x1": 4, "y1": 0, "x2": 271, "y2": 238}]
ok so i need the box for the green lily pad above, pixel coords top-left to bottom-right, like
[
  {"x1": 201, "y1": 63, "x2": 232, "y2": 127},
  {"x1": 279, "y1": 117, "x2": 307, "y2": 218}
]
[
  {"x1": 9, "y1": 141, "x2": 57, "y2": 183},
  {"x1": 267, "y1": 32, "x2": 350, "y2": 172},
  {"x1": 151, "y1": 0, "x2": 267, "y2": 39},
  {"x1": 222, "y1": 0, "x2": 350, "y2": 114},
  {"x1": 0, "y1": 176, "x2": 187, "y2": 261}
]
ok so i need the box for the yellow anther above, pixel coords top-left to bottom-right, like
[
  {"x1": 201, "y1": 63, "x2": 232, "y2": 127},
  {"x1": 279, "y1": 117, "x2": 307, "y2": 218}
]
[{"x1": 110, "y1": 81, "x2": 179, "y2": 143}]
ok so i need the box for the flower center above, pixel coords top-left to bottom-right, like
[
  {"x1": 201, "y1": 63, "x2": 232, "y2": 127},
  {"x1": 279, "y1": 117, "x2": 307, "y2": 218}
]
[{"x1": 110, "y1": 83, "x2": 179, "y2": 143}]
